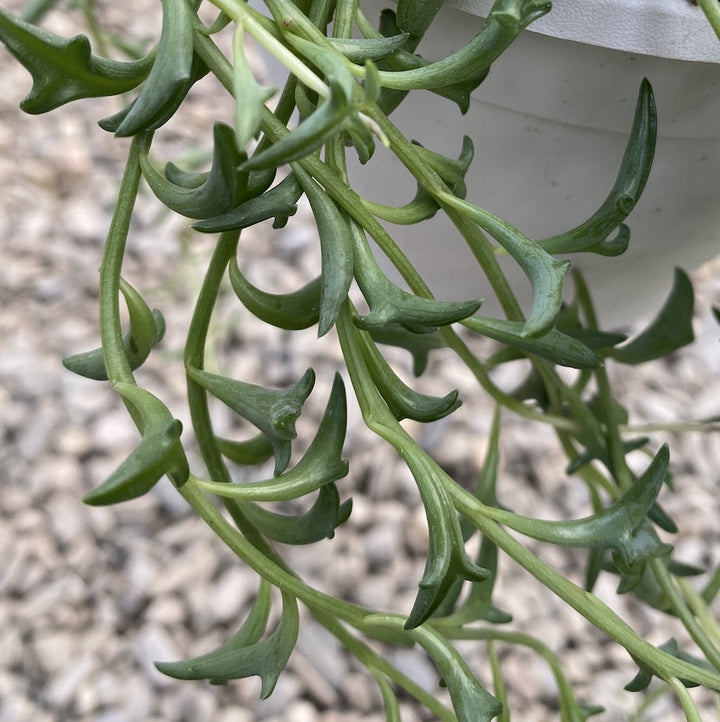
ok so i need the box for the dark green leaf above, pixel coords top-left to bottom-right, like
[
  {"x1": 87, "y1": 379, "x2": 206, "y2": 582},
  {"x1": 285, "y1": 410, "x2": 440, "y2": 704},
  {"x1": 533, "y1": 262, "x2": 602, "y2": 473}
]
[
  {"x1": 540, "y1": 80, "x2": 657, "y2": 255},
  {"x1": 216, "y1": 433, "x2": 275, "y2": 466},
  {"x1": 0, "y1": 7, "x2": 151, "y2": 113},
  {"x1": 462, "y1": 316, "x2": 601, "y2": 369},
  {"x1": 358, "y1": 330, "x2": 461, "y2": 422},
  {"x1": 241, "y1": 483, "x2": 352, "y2": 544},
  {"x1": 193, "y1": 172, "x2": 303, "y2": 233},
  {"x1": 63, "y1": 278, "x2": 165, "y2": 380},
  {"x1": 441, "y1": 194, "x2": 568, "y2": 337},
  {"x1": 157, "y1": 587, "x2": 299, "y2": 698},
  {"x1": 350, "y1": 220, "x2": 481, "y2": 333},
  {"x1": 196, "y1": 373, "x2": 348, "y2": 501},
  {"x1": 228, "y1": 259, "x2": 320, "y2": 330},
  {"x1": 140, "y1": 122, "x2": 246, "y2": 219},
  {"x1": 110, "y1": 0, "x2": 194, "y2": 136},
  {"x1": 613, "y1": 268, "x2": 694, "y2": 364},
  {"x1": 187, "y1": 366, "x2": 315, "y2": 475},
  {"x1": 294, "y1": 167, "x2": 354, "y2": 336},
  {"x1": 83, "y1": 384, "x2": 189, "y2": 505},
  {"x1": 492, "y1": 445, "x2": 673, "y2": 566}
]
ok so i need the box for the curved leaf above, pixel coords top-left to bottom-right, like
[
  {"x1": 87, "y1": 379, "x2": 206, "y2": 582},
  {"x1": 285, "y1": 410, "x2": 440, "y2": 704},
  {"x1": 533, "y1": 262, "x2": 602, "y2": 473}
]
[
  {"x1": 110, "y1": 0, "x2": 195, "y2": 136},
  {"x1": 358, "y1": 331, "x2": 461, "y2": 422},
  {"x1": 294, "y1": 167, "x2": 354, "y2": 336},
  {"x1": 441, "y1": 193, "x2": 568, "y2": 337},
  {"x1": 462, "y1": 316, "x2": 601, "y2": 369},
  {"x1": 241, "y1": 483, "x2": 352, "y2": 544},
  {"x1": 157, "y1": 587, "x2": 299, "y2": 698},
  {"x1": 187, "y1": 366, "x2": 315, "y2": 475},
  {"x1": 228, "y1": 259, "x2": 321, "y2": 330},
  {"x1": 196, "y1": 373, "x2": 348, "y2": 501},
  {"x1": 350, "y1": 220, "x2": 481, "y2": 333},
  {"x1": 193, "y1": 172, "x2": 303, "y2": 233},
  {"x1": 491, "y1": 445, "x2": 673, "y2": 566},
  {"x1": 540, "y1": 80, "x2": 657, "y2": 255},
  {"x1": 0, "y1": 7, "x2": 151, "y2": 113},
  {"x1": 63, "y1": 277, "x2": 165, "y2": 380},
  {"x1": 83, "y1": 384, "x2": 189, "y2": 505},
  {"x1": 613, "y1": 268, "x2": 694, "y2": 364},
  {"x1": 140, "y1": 122, "x2": 246, "y2": 219}
]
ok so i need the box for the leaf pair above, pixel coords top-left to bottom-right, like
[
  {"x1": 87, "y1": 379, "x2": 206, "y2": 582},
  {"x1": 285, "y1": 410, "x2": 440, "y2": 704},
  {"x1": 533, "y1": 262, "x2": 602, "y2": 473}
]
[
  {"x1": 195, "y1": 373, "x2": 348, "y2": 503},
  {"x1": 157, "y1": 580, "x2": 299, "y2": 698},
  {"x1": 83, "y1": 383, "x2": 189, "y2": 505}
]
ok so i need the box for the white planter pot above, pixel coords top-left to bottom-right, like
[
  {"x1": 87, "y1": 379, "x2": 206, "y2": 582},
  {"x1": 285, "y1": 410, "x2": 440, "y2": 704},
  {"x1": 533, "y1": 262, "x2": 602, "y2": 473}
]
[{"x1": 355, "y1": 0, "x2": 720, "y2": 327}]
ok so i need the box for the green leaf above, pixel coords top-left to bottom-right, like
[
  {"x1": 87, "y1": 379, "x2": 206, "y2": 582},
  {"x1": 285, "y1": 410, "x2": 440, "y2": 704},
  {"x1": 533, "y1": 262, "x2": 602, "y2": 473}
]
[
  {"x1": 358, "y1": 330, "x2": 461, "y2": 422},
  {"x1": 411, "y1": 625, "x2": 502, "y2": 722},
  {"x1": 241, "y1": 483, "x2": 352, "y2": 544},
  {"x1": 193, "y1": 172, "x2": 303, "y2": 233},
  {"x1": 540, "y1": 79, "x2": 657, "y2": 255},
  {"x1": 404, "y1": 456, "x2": 489, "y2": 629},
  {"x1": 63, "y1": 277, "x2": 165, "y2": 381},
  {"x1": 140, "y1": 122, "x2": 246, "y2": 219},
  {"x1": 442, "y1": 409, "x2": 512, "y2": 625},
  {"x1": 83, "y1": 384, "x2": 189, "y2": 505},
  {"x1": 368, "y1": 324, "x2": 445, "y2": 376},
  {"x1": 157, "y1": 586, "x2": 299, "y2": 698},
  {"x1": 187, "y1": 366, "x2": 315, "y2": 475},
  {"x1": 196, "y1": 373, "x2": 348, "y2": 501},
  {"x1": 462, "y1": 316, "x2": 601, "y2": 369},
  {"x1": 215, "y1": 433, "x2": 275, "y2": 466},
  {"x1": 110, "y1": 0, "x2": 195, "y2": 136},
  {"x1": 441, "y1": 193, "x2": 569, "y2": 337},
  {"x1": 350, "y1": 219, "x2": 482, "y2": 333},
  {"x1": 293, "y1": 167, "x2": 354, "y2": 336},
  {"x1": 613, "y1": 268, "x2": 695, "y2": 364},
  {"x1": 491, "y1": 445, "x2": 673, "y2": 566},
  {"x1": 228, "y1": 259, "x2": 320, "y2": 331},
  {"x1": 0, "y1": 7, "x2": 151, "y2": 113}
]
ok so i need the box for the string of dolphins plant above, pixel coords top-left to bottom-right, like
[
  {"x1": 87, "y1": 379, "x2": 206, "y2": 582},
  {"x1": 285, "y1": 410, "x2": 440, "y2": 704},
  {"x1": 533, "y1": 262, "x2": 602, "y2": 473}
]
[{"x1": 2, "y1": 0, "x2": 720, "y2": 718}]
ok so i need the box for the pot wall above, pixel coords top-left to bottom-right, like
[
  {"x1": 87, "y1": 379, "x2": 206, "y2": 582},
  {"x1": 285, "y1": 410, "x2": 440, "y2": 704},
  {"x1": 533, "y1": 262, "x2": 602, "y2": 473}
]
[{"x1": 353, "y1": 1, "x2": 720, "y2": 327}]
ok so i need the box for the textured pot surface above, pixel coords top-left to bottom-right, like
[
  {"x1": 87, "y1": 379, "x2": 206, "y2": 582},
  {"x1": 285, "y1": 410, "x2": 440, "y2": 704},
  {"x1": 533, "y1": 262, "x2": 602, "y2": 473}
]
[
  {"x1": 451, "y1": 0, "x2": 720, "y2": 61},
  {"x1": 353, "y1": 1, "x2": 720, "y2": 327}
]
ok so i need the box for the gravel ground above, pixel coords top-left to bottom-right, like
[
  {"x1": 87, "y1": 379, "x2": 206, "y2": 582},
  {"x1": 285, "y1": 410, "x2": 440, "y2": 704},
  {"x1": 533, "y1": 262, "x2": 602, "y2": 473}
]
[{"x1": 1, "y1": 3, "x2": 720, "y2": 721}]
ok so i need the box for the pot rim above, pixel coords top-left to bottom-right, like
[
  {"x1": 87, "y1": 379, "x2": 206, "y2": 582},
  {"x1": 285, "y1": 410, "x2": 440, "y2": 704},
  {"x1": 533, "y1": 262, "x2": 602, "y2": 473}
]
[{"x1": 448, "y1": 0, "x2": 720, "y2": 62}]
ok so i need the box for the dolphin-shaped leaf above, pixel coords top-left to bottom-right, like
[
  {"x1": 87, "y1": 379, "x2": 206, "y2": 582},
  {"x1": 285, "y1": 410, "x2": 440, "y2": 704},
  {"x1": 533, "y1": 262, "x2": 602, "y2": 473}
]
[
  {"x1": 83, "y1": 384, "x2": 189, "y2": 505},
  {"x1": 63, "y1": 278, "x2": 165, "y2": 381},
  {"x1": 187, "y1": 367, "x2": 315, "y2": 475},
  {"x1": 196, "y1": 373, "x2": 348, "y2": 501},
  {"x1": 0, "y1": 7, "x2": 151, "y2": 113}
]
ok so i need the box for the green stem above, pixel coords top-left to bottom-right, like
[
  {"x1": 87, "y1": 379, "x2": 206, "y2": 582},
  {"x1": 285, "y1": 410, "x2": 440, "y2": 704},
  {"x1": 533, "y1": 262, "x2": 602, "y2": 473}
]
[
  {"x1": 699, "y1": 0, "x2": 720, "y2": 41},
  {"x1": 450, "y1": 486, "x2": 720, "y2": 689},
  {"x1": 666, "y1": 677, "x2": 703, "y2": 722},
  {"x1": 649, "y1": 557, "x2": 720, "y2": 672},
  {"x1": 180, "y1": 476, "x2": 371, "y2": 625},
  {"x1": 99, "y1": 132, "x2": 152, "y2": 388}
]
